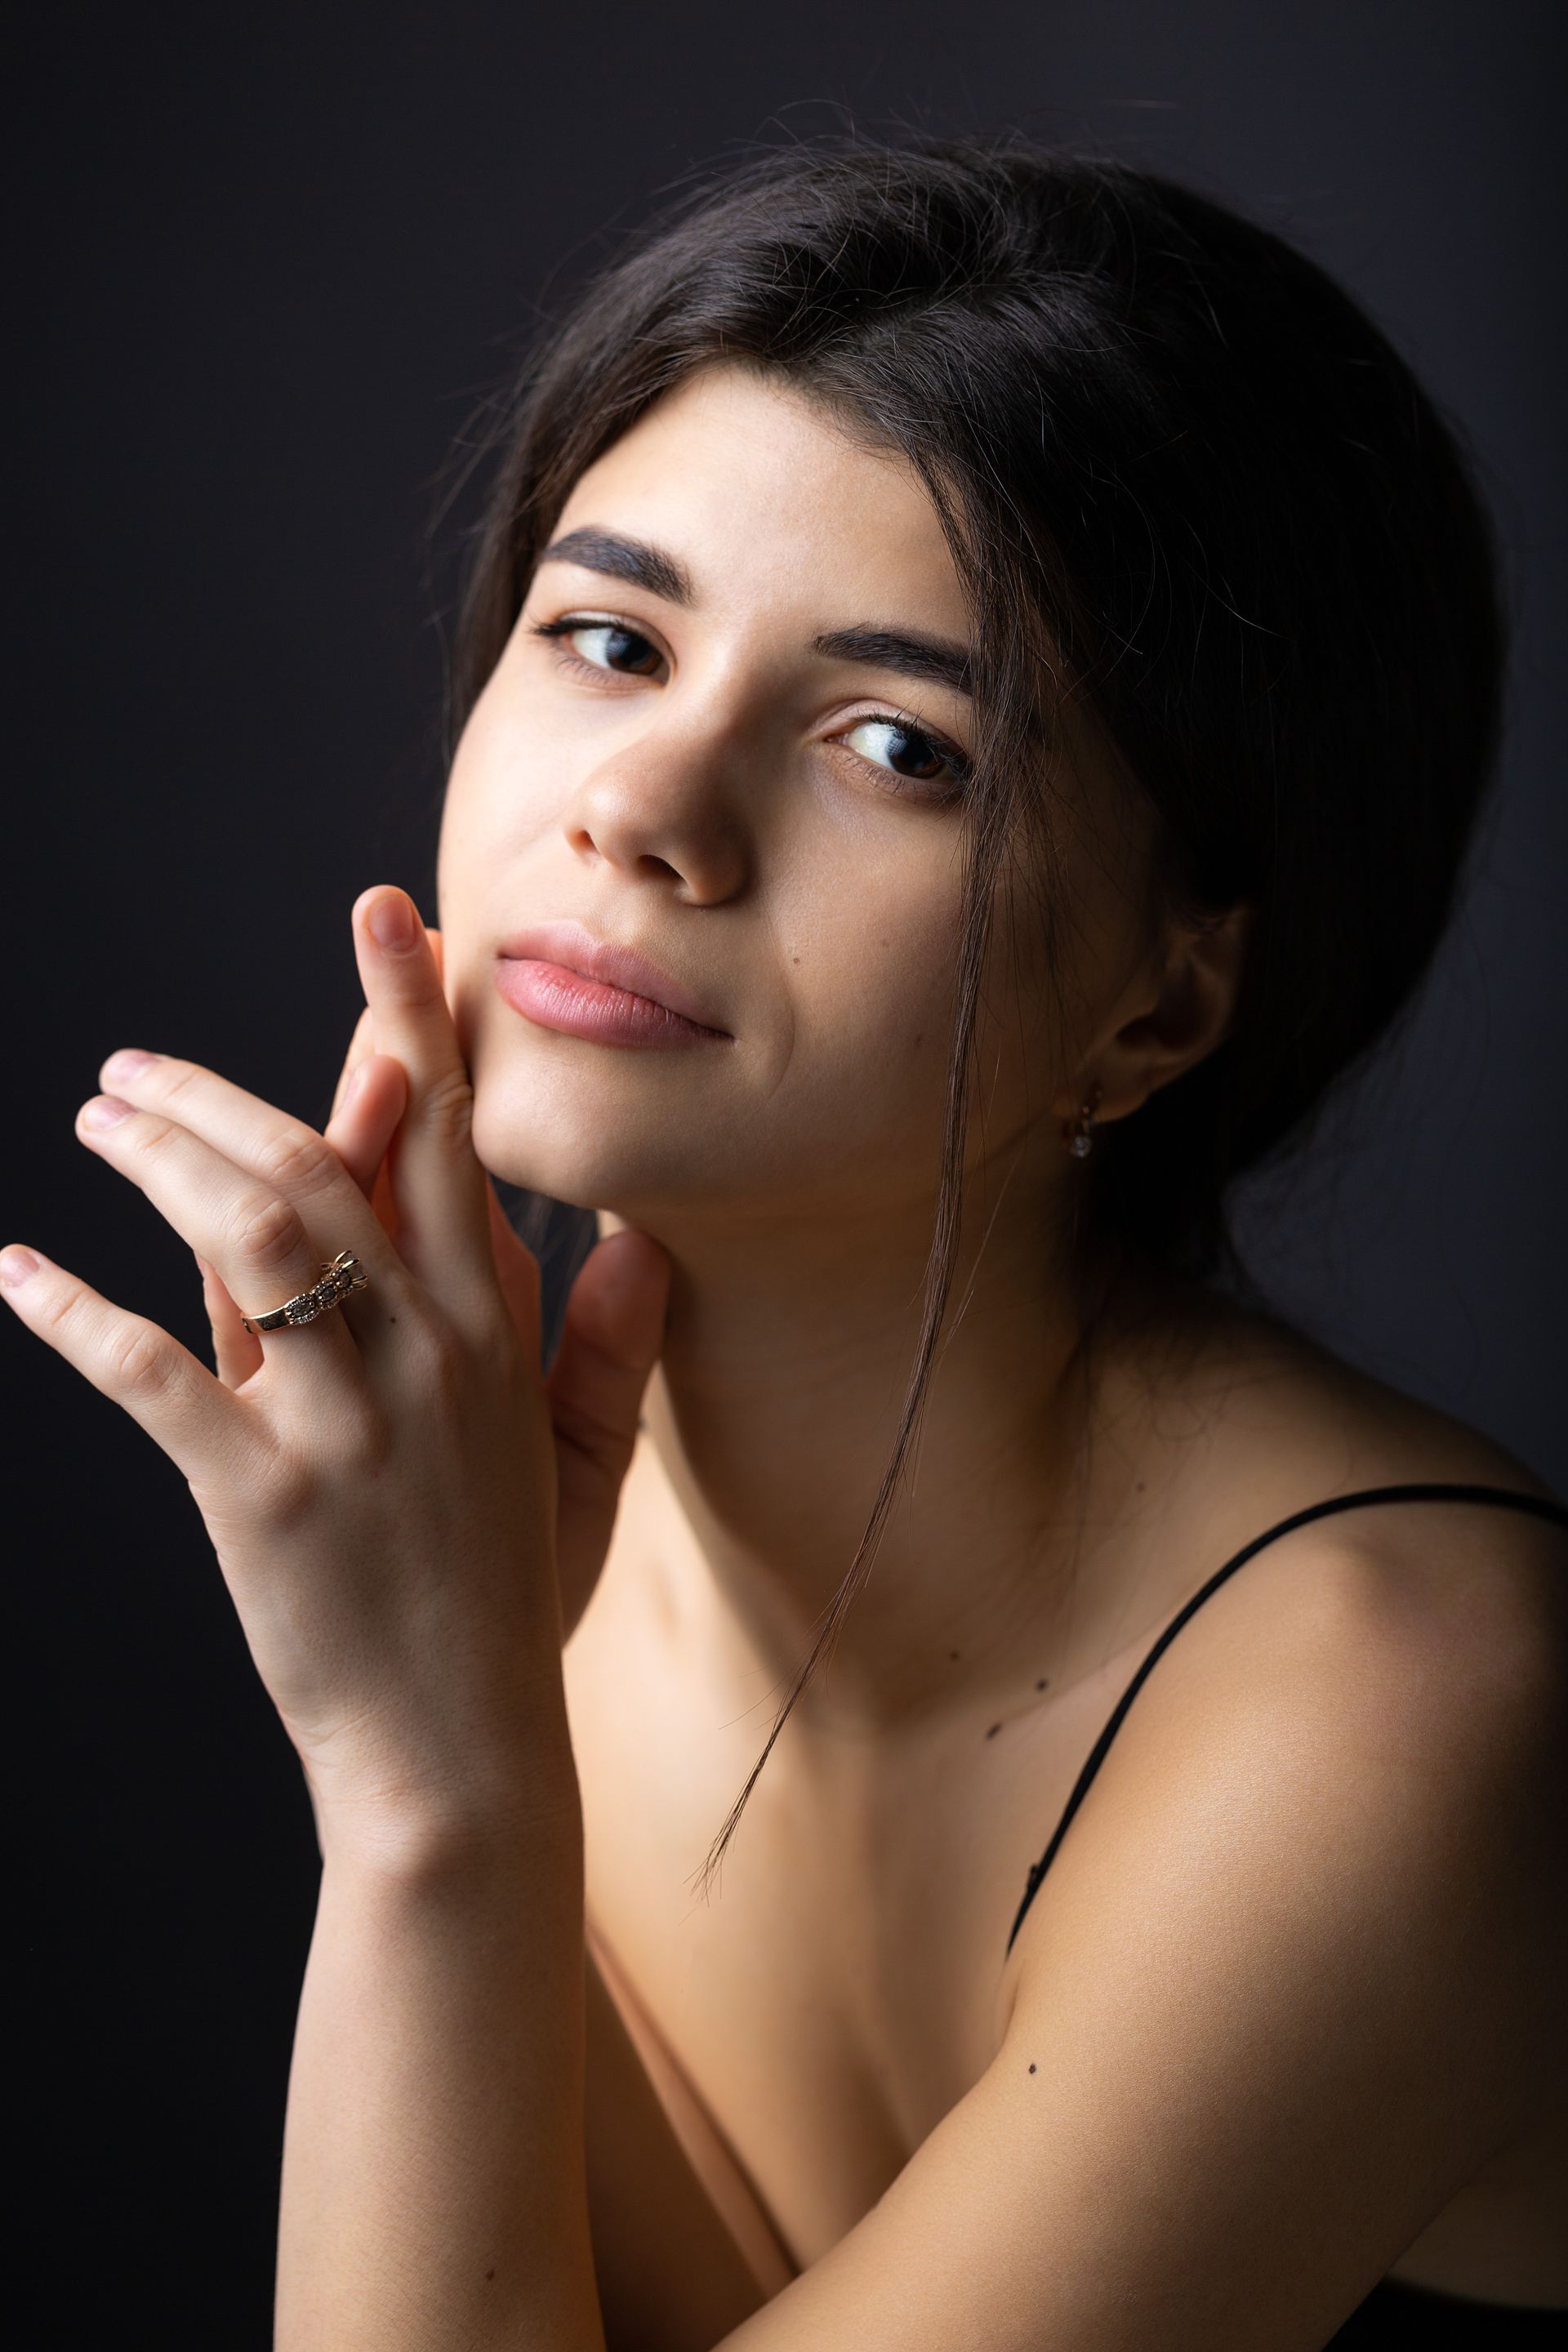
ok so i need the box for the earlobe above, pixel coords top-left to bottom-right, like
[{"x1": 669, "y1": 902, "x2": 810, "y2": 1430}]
[
  {"x1": 1060, "y1": 1080, "x2": 1104, "y2": 1159},
  {"x1": 1095, "y1": 900, "x2": 1254, "y2": 1123}
]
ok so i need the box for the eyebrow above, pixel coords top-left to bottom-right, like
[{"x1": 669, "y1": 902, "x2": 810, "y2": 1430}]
[
  {"x1": 540, "y1": 526, "x2": 694, "y2": 606},
  {"x1": 537, "y1": 527, "x2": 975, "y2": 700},
  {"x1": 809, "y1": 626, "x2": 973, "y2": 698}
]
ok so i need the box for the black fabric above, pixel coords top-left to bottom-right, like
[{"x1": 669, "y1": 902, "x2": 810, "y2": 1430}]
[
  {"x1": 1326, "y1": 2275, "x2": 1568, "y2": 2342},
  {"x1": 1001, "y1": 1481, "x2": 1568, "y2": 2344}
]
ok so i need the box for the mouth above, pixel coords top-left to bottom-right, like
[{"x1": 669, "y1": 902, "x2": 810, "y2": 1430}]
[{"x1": 494, "y1": 919, "x2": 732, "y2": 1045}]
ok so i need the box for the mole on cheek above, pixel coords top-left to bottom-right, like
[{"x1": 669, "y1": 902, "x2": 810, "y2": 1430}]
[
  {"x1": 1028, "y1": 2063, "x2": 1037, "y2": 2075},
  {"x1": 985, "y1": 1722, "x2": 1001, "y2": 1739}
]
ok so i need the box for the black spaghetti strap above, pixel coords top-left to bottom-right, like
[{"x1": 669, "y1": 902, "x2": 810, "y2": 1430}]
[{"x1": 1003, "y1": 1481, "x2": 1568, "y2": 1962}]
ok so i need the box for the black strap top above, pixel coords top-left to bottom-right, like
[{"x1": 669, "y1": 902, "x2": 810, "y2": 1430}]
[{"x1": 1002, "y1": 1480, "x2": 1568, "y2": 2345}]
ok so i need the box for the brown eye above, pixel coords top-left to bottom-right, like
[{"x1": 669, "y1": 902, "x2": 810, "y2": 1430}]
[
  {"x1": 841, "y1": 715, "x2": 969, "y2": 795},
  {"x1": 567, "y1": 621, "x2": 663, "y2": 675},
  {"x1": 531, "y1": 616, "x2": 666, "y2": 677}
]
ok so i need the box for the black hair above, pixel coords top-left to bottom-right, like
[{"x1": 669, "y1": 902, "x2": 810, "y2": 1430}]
[{"x1": 444, "y1": 131, "x2": 1508, "y2": 1890}]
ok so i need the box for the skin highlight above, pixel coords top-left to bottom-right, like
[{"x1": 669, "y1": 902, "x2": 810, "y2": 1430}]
[{"x1": 435, "y1": 362, "x2": 1250, "y2": 1748}]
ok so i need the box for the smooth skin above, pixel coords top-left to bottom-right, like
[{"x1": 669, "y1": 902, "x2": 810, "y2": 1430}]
[
  {"x1": 0, "y1": 894, "x2": 654, "y2": 1846},
  {"x1": 5, "y1": 361, "x2": 1564, "y2": 2346}
]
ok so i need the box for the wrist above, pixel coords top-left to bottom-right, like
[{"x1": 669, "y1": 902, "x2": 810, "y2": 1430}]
[{"x1": 311, "y1": 1766, "x2": 583, "y2": 1892}]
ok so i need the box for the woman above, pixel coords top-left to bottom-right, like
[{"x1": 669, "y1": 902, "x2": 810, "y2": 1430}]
[{"x1": 4, "y1": 136, "x2": 1564, "y2": 2347}]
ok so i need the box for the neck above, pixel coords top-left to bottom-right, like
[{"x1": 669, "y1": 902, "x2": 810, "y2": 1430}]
[{"x1": 597, "y1": 1179, "x2": 1169, "y2": 1746}]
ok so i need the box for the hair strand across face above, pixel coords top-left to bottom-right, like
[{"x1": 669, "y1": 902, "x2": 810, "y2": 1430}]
[{"x1": 442, "y1": 131, "x2": 1508, "y2": 1889}]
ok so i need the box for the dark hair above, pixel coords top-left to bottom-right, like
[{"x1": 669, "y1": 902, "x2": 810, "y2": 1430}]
[{"x1": 444, "y1": 132, "x2": 1508, "y2": 1891}]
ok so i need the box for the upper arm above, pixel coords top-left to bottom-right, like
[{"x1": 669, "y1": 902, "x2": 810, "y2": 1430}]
[{"x1": 705, "y1": 1520, "x2": 1568, "y2": 2350}]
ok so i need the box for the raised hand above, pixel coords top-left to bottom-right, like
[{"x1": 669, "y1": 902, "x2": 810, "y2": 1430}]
[
  {"x1": 0, "y1": 887, "x2": 667, "y2": 1868},
  {"x1": 327, "y1": 924, "x2": 672, "y2": 1648}
]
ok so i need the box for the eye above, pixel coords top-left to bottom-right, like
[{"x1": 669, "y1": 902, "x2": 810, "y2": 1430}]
[
  {"x1": 530, "y1": 615, "x2": 666, "y2": 679},
  {"x1": 839, "y1": 715, "x2": 971, "y2": 798}
]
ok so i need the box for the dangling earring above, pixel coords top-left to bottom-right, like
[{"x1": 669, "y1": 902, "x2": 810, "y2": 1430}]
[{"x1": 1062, "y1": 1080, "x2": 1102, "y2": 1159}]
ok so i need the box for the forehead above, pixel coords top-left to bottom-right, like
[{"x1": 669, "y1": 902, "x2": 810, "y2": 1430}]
[{"x1": 549, "y1": 363, "x2": 970, "y2": 639}]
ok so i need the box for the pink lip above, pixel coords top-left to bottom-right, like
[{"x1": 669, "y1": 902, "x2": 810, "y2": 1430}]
[{"x1": 494, "y1": 920, "x2": 731, "y2": 1048}]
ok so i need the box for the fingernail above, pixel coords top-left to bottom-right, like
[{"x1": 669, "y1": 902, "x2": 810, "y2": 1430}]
[
  {"x1": 103, "y1": 1049, "x2": 162, "y2": 1083},
  {"x1": 0, "y1": 1245, "x2": 40, "y2": 1288},
  {"x1": 341, "y1": 1063, "x2": 367, "y2": 1108},
  {"x1": 368, "y1": 893, "x2": 416, "y2": 952},
  {"x1": 79, "y1": 1095, "x2": 134, "y2": 1130}
]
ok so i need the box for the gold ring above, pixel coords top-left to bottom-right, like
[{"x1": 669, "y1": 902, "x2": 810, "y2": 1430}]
[{"x1": 239, "y1": 1250, "x2": 368, "y2": 1335}]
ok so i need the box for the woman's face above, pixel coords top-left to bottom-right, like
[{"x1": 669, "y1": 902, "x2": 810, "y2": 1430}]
[{"x1": 436, "y1": 363, "x2": 1147, "y2": 1229}]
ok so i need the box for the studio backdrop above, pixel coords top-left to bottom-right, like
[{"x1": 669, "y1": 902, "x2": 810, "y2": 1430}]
[{"x1": 7, "y1": 4, "x2": 1562, "y2": 2343}]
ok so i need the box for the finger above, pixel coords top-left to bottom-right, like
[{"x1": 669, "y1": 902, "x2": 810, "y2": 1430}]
[
  {"x1": 323, "y1": 1052, "x2": 409, "y2": 1204},
  {"x1": 97, "y1": 1049, "x2": 412, "y2": 1362},
  {"x1": 94, "y1": 1050, "x2": 409, "y2": 1294},
  {"x1": 329, "y1": 925, "x2": 444, "y2": 1129},
  {"x1": 350, "y1": 889, "x2": 493, "y2": 1314},
  {"x1": 547, "y1": 1230, "x2": 670, "y2": 1499},
  {"x1": 194, "y1": 1246, "x2": 262, "y2": 1390},
  {"x1": 0, "y1": 1241, "x2": 256, "y2": 1490},
  {"x1": 486, "y1": 1174, "x2": 543, "y2": 1344},
  {"x1": 351, "y1": 930, "x2": 443, "y2": 1240},
  {"x1": 328, "y1": 1003, "x2": 377, "y2": 1125},
  {"x1": 73, "y1": 1089, "x2": 387, "y2": 1388}
]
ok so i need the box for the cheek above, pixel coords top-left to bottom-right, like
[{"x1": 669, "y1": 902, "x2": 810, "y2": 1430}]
[
  {"x1": 436, "y1": 666, "x2": 968, "y2": 1199},
  {"x1": 768, "y1": 862, "x2": 964, "y2": 1144},
  {"x1": 442, "y1": 693, "x2": 559, "y2": 844},
  {"x1": 435, "y1": 688, "x2": 573, "y2": 934}
]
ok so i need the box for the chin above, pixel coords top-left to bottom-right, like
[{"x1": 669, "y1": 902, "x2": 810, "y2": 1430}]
[{"x1": 470, "y1": 1079, "x2": 693, "y2": 1217}]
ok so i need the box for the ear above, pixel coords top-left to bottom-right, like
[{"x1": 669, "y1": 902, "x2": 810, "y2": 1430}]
[{"x1": 1063, "y1": 901, "x2": 1254, "y2": 1126}]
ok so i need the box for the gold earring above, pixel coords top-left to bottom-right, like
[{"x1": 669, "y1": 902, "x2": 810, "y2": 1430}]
[{"x1": 1062, "y1": 1080, "x2": 1103, "y2": 1159}]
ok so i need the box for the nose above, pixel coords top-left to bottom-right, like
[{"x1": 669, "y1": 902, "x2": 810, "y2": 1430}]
[{"x1": 562, "y1": 707, "x2": 753, "y2": 902}]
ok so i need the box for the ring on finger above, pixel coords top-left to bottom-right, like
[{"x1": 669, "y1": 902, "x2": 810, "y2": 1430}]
[{"x1": 238, "y1": 1250, "x2": 369, "y2": 1336}]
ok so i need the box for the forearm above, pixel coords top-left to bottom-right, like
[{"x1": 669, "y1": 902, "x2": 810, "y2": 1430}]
[{"x1": 275, "y1": 1809, "x2": 604, "y2": 2352}]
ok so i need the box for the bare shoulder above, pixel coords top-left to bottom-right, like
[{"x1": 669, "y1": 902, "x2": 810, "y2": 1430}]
[
  {"x1": 706, "y1": 1366, "x2": 1568, "y2": 2346},
  {"x1": 1118, "y1": 1290, "x2": 1568, "y2": 1665},
  {"x1": 1004, "y1": 1337, "x2": 1568, "y2": 2117},
  {"x1": 1126, "y1": 1299, "x2": 1565, "y2": 1853}
]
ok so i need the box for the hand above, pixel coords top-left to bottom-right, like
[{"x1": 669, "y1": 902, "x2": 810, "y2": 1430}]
[
  {"x1": 327, "y1": 927, "x2": 673, "y2": 1650},
  {"x1": 0, "y1": 888, "x2": 667, "y2": 1865}
]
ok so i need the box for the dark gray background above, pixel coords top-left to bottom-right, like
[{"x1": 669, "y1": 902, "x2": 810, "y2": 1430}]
[{"x1": 7, "y1": 3, "x2": 1563, "y2": 2341}]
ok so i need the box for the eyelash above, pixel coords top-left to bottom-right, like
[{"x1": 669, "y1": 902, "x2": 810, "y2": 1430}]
[{"x1": 527, "y1": 614, "x2": 973, "y2": 802}]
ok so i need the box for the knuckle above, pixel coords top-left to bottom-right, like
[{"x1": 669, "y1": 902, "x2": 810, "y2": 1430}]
[
  {"x1": 39, "y1": 1279, "x2": 93, "y2": 1348},
  {"x1": 471, "y1": 1302, "x2": 522, "y2": 1379},
  {"x1": 109, "y1": 1320, "x2": 176, "y2": 1401},
  {"x1": 154, "y1": 1059, "x2": 205, "y2": 1109},
  {"x1": 330, "y1": 1394, "x2": 394, "y2": 1472},
  {"x1": 256, "y1": 1401, "x2": 388, "y2": 1523},
  {"x1": 252, "y1": 1450, "x2": 318, "y2": 1527},
  {"x1": 420, "y1": 1070, "x2": 475, "y2": 1153},
  {"x1": 399, "y1": 1314, "x2": 468, "y2": 1401},
  {"x1": 124, "y1": 1109, "x2": 181, "y2": 1159},
  {"x1": 256, "y1": 1124, "x2": 338, "y2": 1196},
  {"x1": 229, "y1": 1188, "x2": 306, "y2": 1272}
]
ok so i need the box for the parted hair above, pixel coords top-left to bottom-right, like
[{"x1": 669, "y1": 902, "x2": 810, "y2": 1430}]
[{"x1": 444, "y1": 132, "x2": 1508, "y2": 1886}]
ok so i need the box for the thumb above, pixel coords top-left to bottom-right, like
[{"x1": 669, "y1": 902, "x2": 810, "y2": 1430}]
[
  {"x1": 546, "y1": 1231, "x2": 670, "y2": 1636},
  {"x1": 549, "y1": 1229, "x2": 670, "y2": 1468}
]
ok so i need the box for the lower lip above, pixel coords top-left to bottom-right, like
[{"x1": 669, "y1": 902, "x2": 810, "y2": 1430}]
[{"x1": 494, "y1": 959, "x2": 730, "y2": 1048}]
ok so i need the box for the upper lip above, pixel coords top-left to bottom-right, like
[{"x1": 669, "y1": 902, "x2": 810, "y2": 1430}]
[{"x1": 497, "y1": 920, "x2": 729, "y2": 1033}]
